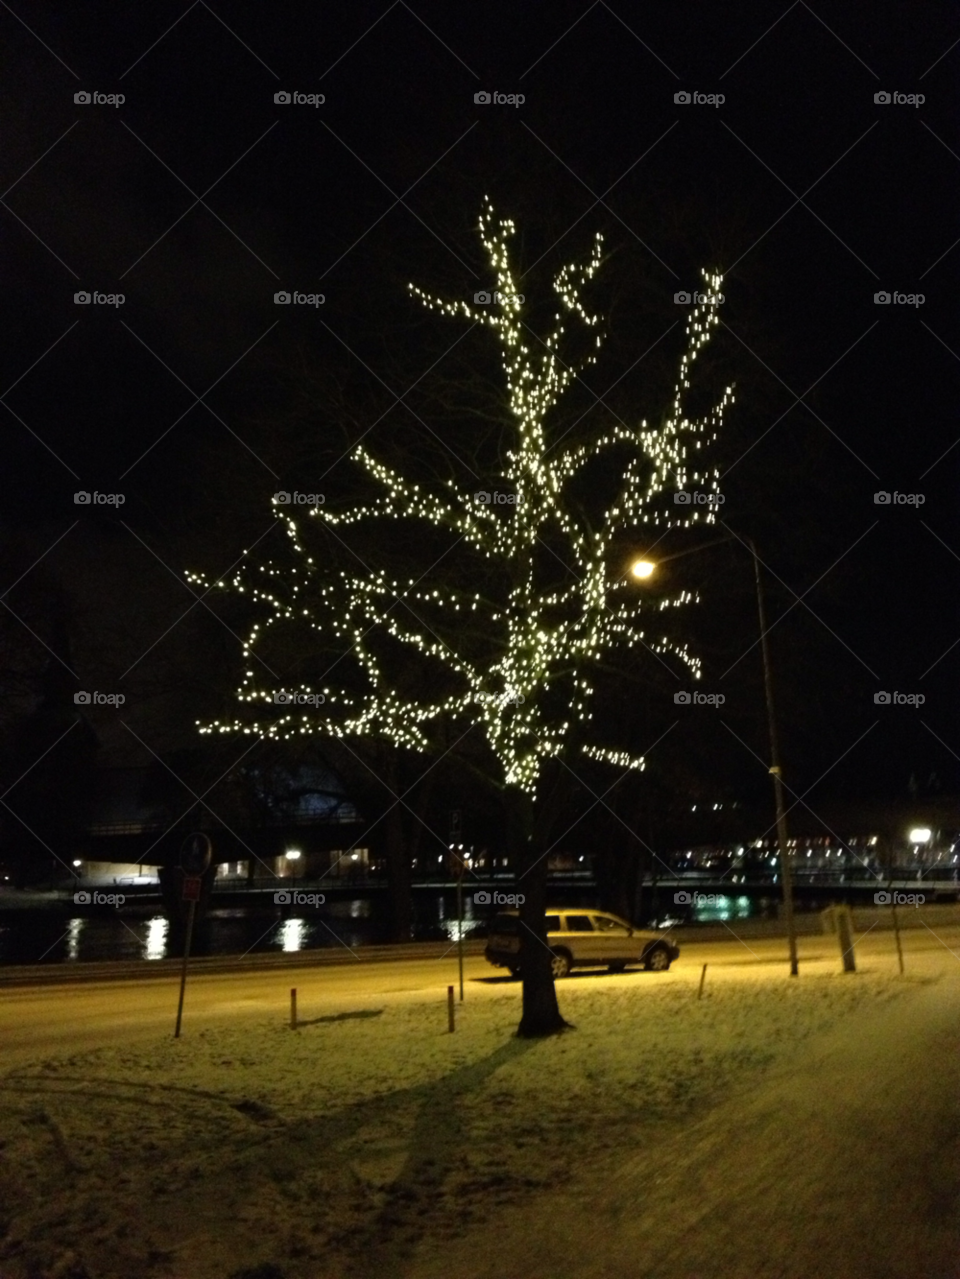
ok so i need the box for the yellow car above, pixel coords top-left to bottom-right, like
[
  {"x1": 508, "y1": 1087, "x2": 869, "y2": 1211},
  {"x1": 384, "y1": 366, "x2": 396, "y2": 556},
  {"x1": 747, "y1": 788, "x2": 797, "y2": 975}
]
[{"x1": 485, "y1": 907, "x2": 679, "y2": 978}]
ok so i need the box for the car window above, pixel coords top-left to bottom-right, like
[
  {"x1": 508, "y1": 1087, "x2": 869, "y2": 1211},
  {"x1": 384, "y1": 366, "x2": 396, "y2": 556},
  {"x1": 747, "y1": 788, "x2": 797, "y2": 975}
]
[
  {"x1": 544, "y1": 915, "x2": 561, "y2": 932},
  {"x1": 564, "y1": 914, "x2": 594, "y2": 932},
  {"x1": 594, "y1": 914, "x2": 629, "y2": 932},
  {"x1": 490, "y1": 914, "x2": 518, "y2": 934}
]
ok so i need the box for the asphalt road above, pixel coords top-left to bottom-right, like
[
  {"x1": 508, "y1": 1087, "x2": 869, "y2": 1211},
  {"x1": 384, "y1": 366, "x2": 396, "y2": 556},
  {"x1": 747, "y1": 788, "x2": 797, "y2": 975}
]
[{"x1": 3, "y1": 925, "x2": 959, "y2": 1069}]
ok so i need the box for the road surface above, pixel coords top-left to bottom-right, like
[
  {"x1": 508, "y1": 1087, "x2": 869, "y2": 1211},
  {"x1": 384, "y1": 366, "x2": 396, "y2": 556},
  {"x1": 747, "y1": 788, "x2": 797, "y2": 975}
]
[{"x1": 3, "y1": 925, "x2": 959, "y2": 1068}]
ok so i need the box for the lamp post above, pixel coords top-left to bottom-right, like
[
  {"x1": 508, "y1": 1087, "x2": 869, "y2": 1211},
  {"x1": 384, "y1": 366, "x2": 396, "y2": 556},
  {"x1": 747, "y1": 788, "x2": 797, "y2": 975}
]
[{"x1": 631, "y1": 533, "x2": 799, "y2": 976}]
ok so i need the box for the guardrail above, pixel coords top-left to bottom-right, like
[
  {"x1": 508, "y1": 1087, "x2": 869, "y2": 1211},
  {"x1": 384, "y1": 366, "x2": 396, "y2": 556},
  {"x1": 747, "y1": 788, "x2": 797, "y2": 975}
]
[{"x1": 0, "y1": 938, "x2": 489, "y2": 987}]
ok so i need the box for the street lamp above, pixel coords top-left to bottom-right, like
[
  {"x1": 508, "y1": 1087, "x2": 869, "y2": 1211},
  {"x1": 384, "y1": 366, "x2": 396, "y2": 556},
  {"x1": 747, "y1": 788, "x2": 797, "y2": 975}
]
[{"x1": 630, "y1": 533, "x2": 800, "y2": 977}]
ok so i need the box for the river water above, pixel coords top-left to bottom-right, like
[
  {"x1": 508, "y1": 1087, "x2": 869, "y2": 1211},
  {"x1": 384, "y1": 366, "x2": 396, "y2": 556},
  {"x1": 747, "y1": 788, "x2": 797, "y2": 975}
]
[{"x1": 0, "y1": 889, "x2": 764, "y2": 966}]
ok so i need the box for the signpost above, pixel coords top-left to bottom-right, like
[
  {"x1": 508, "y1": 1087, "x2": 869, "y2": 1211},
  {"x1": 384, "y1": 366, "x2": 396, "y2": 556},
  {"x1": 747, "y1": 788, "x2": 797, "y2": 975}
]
[
  {"x1": 450, "y1": 810, "x2": 465, "y2": 1002},
  {"x1": 174, "y1": 833, "x2": 212, "y2": 1038}
]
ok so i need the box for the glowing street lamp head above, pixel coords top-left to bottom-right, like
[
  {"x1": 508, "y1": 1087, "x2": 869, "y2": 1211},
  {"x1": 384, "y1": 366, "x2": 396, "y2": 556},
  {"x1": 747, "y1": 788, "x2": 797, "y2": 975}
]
[
  {"x1": 908, "y1": 827, "x2": 932, "y2": 844},
  {"x1": 631, "y1": 558, "x2": 656, "y2": 580},
  {"x1": 285, "y1": 848, "x2": 302, "y2": 860}
]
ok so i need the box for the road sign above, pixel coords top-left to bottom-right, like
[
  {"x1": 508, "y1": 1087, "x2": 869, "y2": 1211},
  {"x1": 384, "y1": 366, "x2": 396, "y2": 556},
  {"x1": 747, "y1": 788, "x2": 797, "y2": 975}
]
[
  {"x1": 181, "y1": 875, "x2": 201, "y2": 902},
  {"x1": 174, "y1": 834, "x2": 211, "y2": 1038},
  {"x1": 180, "y1": 832, "x2": 212, "y2": 876}
]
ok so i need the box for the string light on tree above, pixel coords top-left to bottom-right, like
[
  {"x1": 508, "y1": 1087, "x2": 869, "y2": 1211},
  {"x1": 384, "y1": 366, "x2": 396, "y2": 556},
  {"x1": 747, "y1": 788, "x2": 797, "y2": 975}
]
[{"x1": 190, "y1": 200, "x2": 734, "y2": 796}]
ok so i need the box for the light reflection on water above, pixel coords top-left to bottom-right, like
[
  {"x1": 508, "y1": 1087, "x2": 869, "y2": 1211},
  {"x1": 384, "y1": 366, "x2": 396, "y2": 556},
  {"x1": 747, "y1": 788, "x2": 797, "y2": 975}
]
[
  {"x1": 66, "y1": 917, "x2": 84, "y2": 960},
  {"x1": 691, "y1": 894, "x2": 755, "y2": 923},
  {"x1": 278, "y1": 918, "x2": 306, "y2": 952},
  {"x1": 6, "y1": 892, "x2": 553, "y2": 965},
  {"x1": 144, "y1": 916, "x2": 168, "y2": 960}
]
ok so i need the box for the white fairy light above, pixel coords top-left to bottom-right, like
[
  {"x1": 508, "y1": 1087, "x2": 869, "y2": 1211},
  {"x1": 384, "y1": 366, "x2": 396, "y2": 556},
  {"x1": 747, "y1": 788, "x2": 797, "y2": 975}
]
[{"x1": 191, "y1": 201, "x2": 734, "y2": 794}]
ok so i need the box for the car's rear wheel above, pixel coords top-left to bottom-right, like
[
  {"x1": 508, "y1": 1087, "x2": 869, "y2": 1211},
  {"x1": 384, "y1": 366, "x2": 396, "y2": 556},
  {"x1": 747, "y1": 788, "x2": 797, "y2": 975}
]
[
  {"x1": 644, "y1": 945, "x2": 671, "y2": 971},
  {"x1": 550, "y1": 949, "x2": 572, "y2": 979}
]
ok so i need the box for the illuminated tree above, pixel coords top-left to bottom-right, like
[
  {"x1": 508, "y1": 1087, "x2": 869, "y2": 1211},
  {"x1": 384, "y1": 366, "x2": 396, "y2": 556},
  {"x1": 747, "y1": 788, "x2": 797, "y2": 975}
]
[{"x1": 193, "y1": 200, "x2": 733, "y2": 1035}]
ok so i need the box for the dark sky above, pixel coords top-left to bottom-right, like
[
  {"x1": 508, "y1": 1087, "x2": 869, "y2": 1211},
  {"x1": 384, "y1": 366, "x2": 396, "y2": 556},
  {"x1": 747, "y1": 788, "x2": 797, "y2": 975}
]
[{"x1": 1, "y1": 1, "x2": 958, "y2": 810}]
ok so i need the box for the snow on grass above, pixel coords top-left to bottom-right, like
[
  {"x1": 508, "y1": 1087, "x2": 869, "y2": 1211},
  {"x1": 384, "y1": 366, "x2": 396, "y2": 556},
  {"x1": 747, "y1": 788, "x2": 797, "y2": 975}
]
[{"x1": 0, "y1": 968, "x2": 909, "y2": 1279}]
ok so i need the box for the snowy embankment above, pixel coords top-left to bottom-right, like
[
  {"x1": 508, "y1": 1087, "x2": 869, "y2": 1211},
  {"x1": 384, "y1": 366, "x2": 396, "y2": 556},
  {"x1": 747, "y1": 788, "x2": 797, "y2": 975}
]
[{"x1": 0, "y1": 966, "x2": 916, "y2": 1279}]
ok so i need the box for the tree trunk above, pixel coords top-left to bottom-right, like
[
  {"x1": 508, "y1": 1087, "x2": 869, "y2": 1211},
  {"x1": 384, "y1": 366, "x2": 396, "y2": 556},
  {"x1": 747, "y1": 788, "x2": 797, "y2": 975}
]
[
  {"x1": 382, "y1": 750, "x2": 413, "y2": 942},
  {"x1": 509, "y1": 784, "x2": 572, "y2": 1038}
]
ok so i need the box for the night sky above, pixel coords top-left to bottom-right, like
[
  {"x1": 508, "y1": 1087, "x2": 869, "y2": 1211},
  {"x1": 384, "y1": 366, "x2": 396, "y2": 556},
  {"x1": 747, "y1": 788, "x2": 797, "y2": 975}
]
[{"x1": 2, "y1": 1, "x2": 958, "y2": 823}]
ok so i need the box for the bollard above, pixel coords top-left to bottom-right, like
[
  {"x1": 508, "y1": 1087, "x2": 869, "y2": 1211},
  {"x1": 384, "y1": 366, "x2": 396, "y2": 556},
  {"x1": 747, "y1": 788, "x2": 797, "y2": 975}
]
[
  {"x1": 697, "y1": 963, "x2": 708, "y2": 999},
  {"x1": 835, "y1": 905, "x2": 856, "y2": 973},
  {"x1": 290, "y1": 988, "x2": 298, "y2": 1030},
  {"x1": 447, "y1": 985, "x2": 455, "y2": 1033},
  {"x1": 891, "y1": 898, "x2": 905, "y2": 975}
]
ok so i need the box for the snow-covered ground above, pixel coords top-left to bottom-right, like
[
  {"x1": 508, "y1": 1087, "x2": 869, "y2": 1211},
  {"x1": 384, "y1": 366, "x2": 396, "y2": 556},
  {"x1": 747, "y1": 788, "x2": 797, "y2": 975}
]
[{"x1": 4, "y1": 950, "x2": 948, "y2": 1279}]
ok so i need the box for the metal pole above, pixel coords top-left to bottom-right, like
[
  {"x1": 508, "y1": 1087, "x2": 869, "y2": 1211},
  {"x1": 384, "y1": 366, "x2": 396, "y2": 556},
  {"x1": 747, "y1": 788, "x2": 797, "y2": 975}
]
[
  {"x1": 447, "y1": 985, "x2": 455, "y2": 1032},
  {"x1": 457, "y1": 862, "x2": 465, "y2": 1002},
  {"x1": 889, "y1": 873, "x2": 905, "y2": 974},
  {"x1": 174, "y1": 899, "x2": 197, "y2": 1038},
  {"x1": 747, "y1": 538, "x2": 799, "y2": 977}
]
